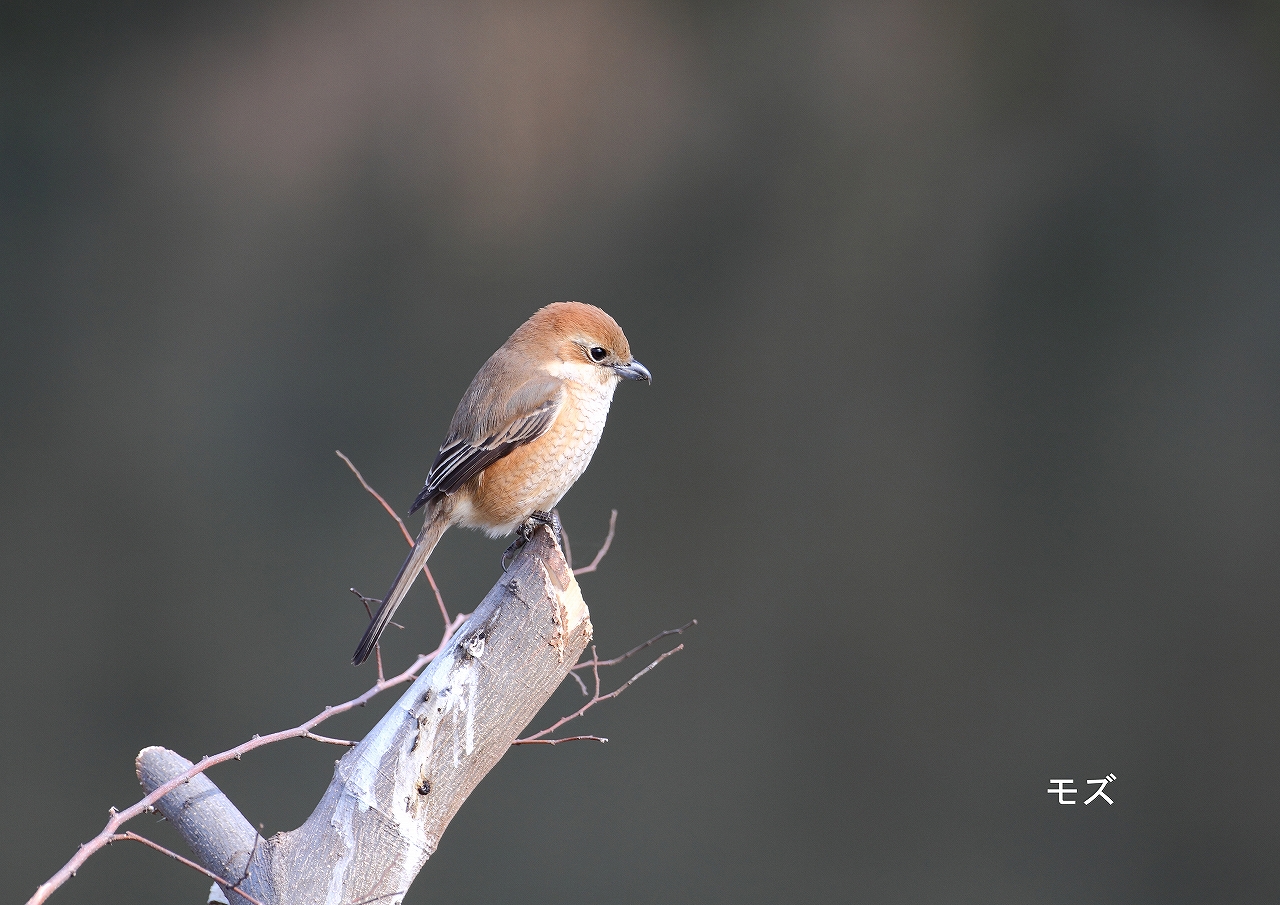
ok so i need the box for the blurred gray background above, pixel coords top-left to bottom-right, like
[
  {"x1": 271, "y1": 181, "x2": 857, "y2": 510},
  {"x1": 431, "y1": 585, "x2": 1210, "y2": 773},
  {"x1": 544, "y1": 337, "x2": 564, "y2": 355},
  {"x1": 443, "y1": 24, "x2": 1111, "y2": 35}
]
[{"x1": 4, "y1": 1, "x2": 1279, "y2": 903}]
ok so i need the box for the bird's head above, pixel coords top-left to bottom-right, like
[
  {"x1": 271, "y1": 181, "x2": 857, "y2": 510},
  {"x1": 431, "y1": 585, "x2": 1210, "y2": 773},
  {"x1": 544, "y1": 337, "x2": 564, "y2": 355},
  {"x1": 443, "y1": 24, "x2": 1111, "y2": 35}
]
[{"x1": 522, "y1": 301, "x2": 651, "y2": 386}]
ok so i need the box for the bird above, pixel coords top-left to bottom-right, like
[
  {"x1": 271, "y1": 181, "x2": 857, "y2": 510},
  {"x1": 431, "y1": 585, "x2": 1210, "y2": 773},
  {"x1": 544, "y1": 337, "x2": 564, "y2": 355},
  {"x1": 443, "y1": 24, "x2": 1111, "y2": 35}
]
[{"x1": 352, "y1": 302, "x2": 650, "y2": 665}]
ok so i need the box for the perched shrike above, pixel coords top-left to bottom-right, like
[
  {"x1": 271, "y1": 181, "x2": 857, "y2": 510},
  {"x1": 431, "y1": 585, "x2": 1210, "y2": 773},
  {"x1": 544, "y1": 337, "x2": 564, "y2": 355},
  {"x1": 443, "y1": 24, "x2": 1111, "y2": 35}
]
[{"x1": 353, "y1": 302, "x2": 650, "y2": 665}]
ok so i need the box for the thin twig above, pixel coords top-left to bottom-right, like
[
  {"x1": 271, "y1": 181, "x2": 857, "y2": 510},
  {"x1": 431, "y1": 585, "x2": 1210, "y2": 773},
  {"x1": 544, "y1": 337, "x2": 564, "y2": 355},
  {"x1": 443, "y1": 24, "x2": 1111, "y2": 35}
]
[
  {"x1": 572, "y1": 509, "x2": 617, "y2": 575},
  {"x1": 338, "y1": 450, "x2": 449, "y2": 627},
  {"x1": 25, "y1": 612, "x2": 467, "y2": 905},
  {"x1": 303, "y1": 732, "x2": 357, "y2": 747},
  {"x1": 231, "y1": 832, "x2": 261, "y2": 893},
  {"x1": 107, "y1": 832, "x2": 267, "y2": 905},
  {"x1": 351, "y1": 588, "x2": 376, "y2": 620},
  {"x1": 349, "y1": 589, "x2": 404, "y2": 684},
  {"x1": 560, "y1": 521, "x2": 573, "y2": 570},
  {"x1": 421, "y1": 561, "x2": 449, "y2": 628},
  {"x1": 348, "y1": 588, "x2": 401, "y2": 629},
  {"x1": 573, "y1": 619, "x2": 697, "y2": 670},
  {"x1": 518, "y1": 643, "x2": 684, "y2": 743},
  {"x1": 511, "y1": 735, "x2": 608, "y2": 746},
  {"x1": 335, "y1": 450, "x2": 413, "y2": 545}
]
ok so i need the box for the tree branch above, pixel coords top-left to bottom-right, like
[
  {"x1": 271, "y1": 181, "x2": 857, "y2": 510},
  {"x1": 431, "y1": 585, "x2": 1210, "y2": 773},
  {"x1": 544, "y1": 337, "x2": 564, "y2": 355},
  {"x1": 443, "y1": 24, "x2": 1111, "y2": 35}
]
[
  {"x1": 25, "y1": 614, "x2": 466, "y2": 905},
  {"x1": 337, "y1": 450, "x2": 449, "y2": 627},
  {"x1": 27, "y1": 452, "x2": 690, "y2": 904},
  {"x1": 516, "y1": 642, "x2": 685, "y2": 744},
  {"x1": 131, "y1": 527, "x2": 593, "y2": 904},
  {"x1": 107, "y1": 832, "x2": 267, "y2": 905},
  {"x1": 571, "y1": 509, "x2": 617, "y2": 575},
  {"x1": 573, "y1": 619, "x2": 697, "y2": 671}
]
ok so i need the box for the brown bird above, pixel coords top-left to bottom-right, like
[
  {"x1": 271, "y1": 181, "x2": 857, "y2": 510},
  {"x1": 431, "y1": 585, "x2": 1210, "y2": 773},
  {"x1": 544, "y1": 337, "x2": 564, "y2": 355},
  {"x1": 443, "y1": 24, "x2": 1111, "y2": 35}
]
[{"x1": 353, "y1": 302, "x2": 650, "y2": 665}]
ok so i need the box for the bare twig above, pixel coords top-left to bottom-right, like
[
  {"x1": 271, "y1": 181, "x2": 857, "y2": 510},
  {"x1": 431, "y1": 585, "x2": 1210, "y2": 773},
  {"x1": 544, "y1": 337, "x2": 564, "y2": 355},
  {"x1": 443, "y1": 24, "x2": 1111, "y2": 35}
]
[
  {"x1": 25, "y1": 613, "x2": 466, "y2": 905},
  {"x1": 574, "y1": 619, "x2": 698, "y2": 671},
  {"x1": 572, "y1": 509, "x2": 617, "y2": 575},
  {"x1": 348, "y1": 588, "x2": 403, "y2": 631},
  {"x1": 337, "y1": 450, "x2": 449, "y2": 627},
  {"x1": 335, "y1": 450, "x2": 413, "y2": 544},
  {"x1": 302, "y1": 731, "x2": 357, "y2": 747},
  {"x1": 560, "y1": 520, "x2": 573, "y2": 569},
  {"x1": 518, "y1": 642, "x2": 685, "y2": 744},
  {"x1": 511, "y1": 735, "x2": 608, "y2": 746},
  {"x1": 348, "y1": 588, "x2": 403, "y2": 683},
  {"x1": 30, "y1": 451, "x2": 678, "y2": 905},
  {"x1": 421, "y1": 558, "x2": 449, "y2": 627},
  {"x1": 106, "y1": 832, "x2": 266, "y2": 905},
  {"x1": 231, "y1": 831, "x2": 261, "y2": 892},
  {"x1": 350, "y1": 588, "x2": 376, "y2": 620}
]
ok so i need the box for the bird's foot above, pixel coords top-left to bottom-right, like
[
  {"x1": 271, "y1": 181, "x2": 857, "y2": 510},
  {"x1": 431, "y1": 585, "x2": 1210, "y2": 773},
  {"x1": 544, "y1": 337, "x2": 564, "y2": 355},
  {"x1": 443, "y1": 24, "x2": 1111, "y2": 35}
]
[
  {"x1": 529, "y1": 509, "x2": 564, "y2": 547},
  {"x1": 501, "y1": 534, "x2": 525, "y2": 571},
  {"x1": 502, "y1": 510, "x2": 563, "y2": 571}
]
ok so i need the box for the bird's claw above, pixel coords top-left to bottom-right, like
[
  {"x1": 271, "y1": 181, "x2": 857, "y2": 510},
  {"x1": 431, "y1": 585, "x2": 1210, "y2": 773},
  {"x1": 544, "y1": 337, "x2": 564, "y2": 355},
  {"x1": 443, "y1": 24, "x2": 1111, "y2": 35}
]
[
  {"x1": 501, "y1": 534, "x2": 526, "y2": 571},
  {"x1": 529, "y1": 509, "x2": 564, "y2": 547},
  {"x1": 502, "y1": 510, "x2": 563, "y2": 571}
]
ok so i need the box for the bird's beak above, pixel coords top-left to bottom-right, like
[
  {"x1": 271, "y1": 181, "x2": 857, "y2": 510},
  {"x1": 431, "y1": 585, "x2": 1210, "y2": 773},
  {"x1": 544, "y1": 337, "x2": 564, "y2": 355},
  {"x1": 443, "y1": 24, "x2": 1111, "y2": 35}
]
[{"x1": 614, "y1": 359, "x2": 652, "y2": 383}]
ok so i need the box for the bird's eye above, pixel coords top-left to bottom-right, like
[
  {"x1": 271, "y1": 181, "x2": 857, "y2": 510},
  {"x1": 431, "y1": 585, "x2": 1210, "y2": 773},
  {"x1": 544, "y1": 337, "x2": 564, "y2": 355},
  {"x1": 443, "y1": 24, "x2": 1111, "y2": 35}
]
[{"x1": 589, "y1": 346, "x2": 608, "y2": 362}]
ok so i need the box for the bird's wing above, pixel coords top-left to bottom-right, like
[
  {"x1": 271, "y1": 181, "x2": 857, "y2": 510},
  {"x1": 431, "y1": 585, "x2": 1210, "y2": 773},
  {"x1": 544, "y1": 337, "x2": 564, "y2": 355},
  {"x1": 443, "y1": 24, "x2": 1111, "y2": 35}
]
[{"x1": 409, "y1": 377, "x2": 564, "y2": 514}]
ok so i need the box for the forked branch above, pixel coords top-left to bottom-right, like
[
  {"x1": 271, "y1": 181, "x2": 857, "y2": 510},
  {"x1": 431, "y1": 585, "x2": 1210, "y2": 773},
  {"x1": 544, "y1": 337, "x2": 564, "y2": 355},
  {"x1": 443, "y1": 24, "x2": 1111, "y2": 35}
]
[{"x1": 26, "y1": 453, "x2": 691, "y2": 905}]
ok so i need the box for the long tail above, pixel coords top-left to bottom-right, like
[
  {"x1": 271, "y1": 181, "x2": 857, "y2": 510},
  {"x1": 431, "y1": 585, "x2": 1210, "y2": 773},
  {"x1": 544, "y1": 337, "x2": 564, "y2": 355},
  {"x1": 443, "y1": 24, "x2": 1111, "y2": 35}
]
[{"x1": 352, "y1": 498, "x2": 452, "y2": 665}]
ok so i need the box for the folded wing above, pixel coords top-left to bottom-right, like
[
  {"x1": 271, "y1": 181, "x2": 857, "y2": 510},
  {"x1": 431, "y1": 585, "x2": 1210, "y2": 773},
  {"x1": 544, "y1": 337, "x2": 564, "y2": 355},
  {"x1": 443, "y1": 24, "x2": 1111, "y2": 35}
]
[{"x1": 410, "y1": 377, "x2": 564, "y2": 514}]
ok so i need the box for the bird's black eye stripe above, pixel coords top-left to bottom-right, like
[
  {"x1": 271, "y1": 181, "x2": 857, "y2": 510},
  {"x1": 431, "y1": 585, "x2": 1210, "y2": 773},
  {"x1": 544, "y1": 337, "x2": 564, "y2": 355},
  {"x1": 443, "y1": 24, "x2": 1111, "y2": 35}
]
[{"x1": 589, "y1": 346, "x2": 608, "y2": 362}]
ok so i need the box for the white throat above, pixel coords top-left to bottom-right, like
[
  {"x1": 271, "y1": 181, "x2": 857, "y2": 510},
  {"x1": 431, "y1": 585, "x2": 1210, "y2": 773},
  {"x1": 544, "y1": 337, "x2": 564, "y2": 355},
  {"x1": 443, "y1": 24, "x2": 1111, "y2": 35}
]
[{"x1": 545, "y1": 359, "x2": 619, "y2": 394}]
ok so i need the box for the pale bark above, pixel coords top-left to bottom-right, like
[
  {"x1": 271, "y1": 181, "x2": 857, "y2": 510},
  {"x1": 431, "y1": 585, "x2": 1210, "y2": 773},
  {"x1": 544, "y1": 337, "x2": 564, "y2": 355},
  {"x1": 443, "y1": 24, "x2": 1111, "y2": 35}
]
[{"x1": 136, "y1": 526, "x2": 590, "y2": 905}]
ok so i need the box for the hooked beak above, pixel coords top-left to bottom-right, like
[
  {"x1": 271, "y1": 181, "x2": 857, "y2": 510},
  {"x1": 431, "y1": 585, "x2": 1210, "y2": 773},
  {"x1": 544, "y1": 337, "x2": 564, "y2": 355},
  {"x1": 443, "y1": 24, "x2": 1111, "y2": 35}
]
[{"x1": 614, "y1": 359, "x2": 652, "y2": 383}]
